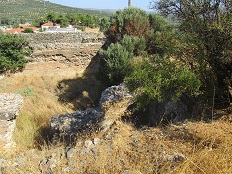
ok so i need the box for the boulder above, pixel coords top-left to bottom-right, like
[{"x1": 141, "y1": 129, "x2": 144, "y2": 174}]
[
  {"x1": 99, "y1": 83, "x2": 135, "y2": 131},
  {"x1": 99, "y1": 83, "x2": 134, "y2": 111},
  {"x1": 50, "y1": 83, "x2": 135, "y2": 142},
  {"x1": 50, "y1": 108, "x2": 103, "y2": 142}
]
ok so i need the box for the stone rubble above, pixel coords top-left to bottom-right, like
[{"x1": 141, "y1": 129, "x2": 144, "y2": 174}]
[
  {"x1": 0, "y1": 93, "x2": 23, "y2": 121},
  {"x1": 0, "y1": 93, "x2": 23, "y2": 148}
]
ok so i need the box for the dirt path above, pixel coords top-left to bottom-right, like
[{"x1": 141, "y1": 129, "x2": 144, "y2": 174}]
[{"x1": 16, "y1": 62, "x2": 85, "y2": 76}]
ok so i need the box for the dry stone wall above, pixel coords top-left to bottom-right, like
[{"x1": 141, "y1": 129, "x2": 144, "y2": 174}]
[{"x1": 20, "y1": 32, "x2": 106, "y2": 69}]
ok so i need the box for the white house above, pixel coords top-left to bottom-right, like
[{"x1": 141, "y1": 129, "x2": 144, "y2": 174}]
[{"x1": 41, "y1": 22, "x2": 60, "y2": 30}]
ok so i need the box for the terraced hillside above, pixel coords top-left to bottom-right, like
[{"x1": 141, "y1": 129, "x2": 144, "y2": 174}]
[{"x1": 0, "y1": 0, "x2": 110, "y2": 23}]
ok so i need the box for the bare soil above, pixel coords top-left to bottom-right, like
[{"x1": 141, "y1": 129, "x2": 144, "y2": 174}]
[{"x1": 15, "y1": 61, "x2": 84, "y2": 77}]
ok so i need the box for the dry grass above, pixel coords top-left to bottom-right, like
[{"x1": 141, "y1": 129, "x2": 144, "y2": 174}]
[
  {"x1": 0, "y1": 62, "x2": 102, "y2": 148},
  {"x1": 1, "y1": 120, "x2": 231, "y2": 174},
  {"x1": 0, "y1": 62, "x2": 231, "y2": 173}
]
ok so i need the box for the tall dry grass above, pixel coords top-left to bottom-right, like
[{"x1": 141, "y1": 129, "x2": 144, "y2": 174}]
[
  {"x1": 1, "y1": 120, "x2": 231, "y2": 173},
  {"x1": 0, "y1": 63, "x2": 231, "y2": 173},
  {"x1": 0, "y1": 69, "x2": 101, "y2": 148}
]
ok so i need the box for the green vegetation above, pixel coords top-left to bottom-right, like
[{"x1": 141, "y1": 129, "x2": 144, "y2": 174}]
[
  {"x1": 0, "y1": 33, "x2": 32, "y2": 72},
  {"x1": 153, "y1": 0, "x2": 232, "y2": 107},
  {"x1": 98, "y1": 4, "x2": 231, "y2": 113},
  {"x1": 97, "y1": 8, "x2": 201, "y2": 108},
  {"x1": 126, "y1": 57, "x2": 201, "y2": 109},
  {"x1": 0, "y1": 0, "x2": 111, "y2": 24},
  {"x1": 33, "y1": 11, "x2": 100, "y2": 28},
  {"x1": 23, "y1": 28, "x2": 34, "y2": 33},
  {"x1": 16, "y1": 87, "x2": 33, "y2": 96},
  {"x1": 97, "y1": 42, "x2": 133, "y2": 86}
]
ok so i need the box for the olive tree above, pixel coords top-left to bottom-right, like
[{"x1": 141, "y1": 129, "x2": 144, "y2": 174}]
[{"x1": 151, "y1": 0, "x2": 232, "y2": 104}]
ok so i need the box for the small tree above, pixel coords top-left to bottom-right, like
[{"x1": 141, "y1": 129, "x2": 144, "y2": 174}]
[
  {"x1": 97, "y1": 43, "x2": 133, "y2": 86},
  {"x1": 151, "y1": 0, "x2": 232, "y2": 104},
  {"x1": 0, "y1": 33, "x2": 32, "y2": 72},
  {"x1": 104, "y1": 8, "x2": 150, "y2": 42}
]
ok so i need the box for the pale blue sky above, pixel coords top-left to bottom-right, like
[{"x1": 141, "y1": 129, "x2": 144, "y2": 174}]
[{"x1": 49, "y1": 0, "x2": 154, "y2": 11}]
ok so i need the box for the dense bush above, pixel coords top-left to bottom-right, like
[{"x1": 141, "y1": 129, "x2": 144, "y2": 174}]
[
  {"x1": 153, "y1": 0, "x2": 232, "y2": 104},
  {"x1": 0, "y1": 33, "x2": 32, "y2": 72},
  {"x1": 97, "y1": 43, "x2": 133, "y2": 86},
  {"x1": 125, "y1": 57, "x2": 201, "y2": 109},
  {"x1": 97, "y1": 34, "x2": 147, "y2": 86},
  {"x1": 102, "y1": 8, "x2": 150, "y2": 42},
  {"x1": 97, "y1": 6, "x2": 232, "y2": 114}
]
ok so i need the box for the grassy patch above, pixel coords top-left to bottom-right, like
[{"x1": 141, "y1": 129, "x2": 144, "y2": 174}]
[
  {"x1": 0, "y1": 68, "x2": 102, "y2": 148},
  {"x1": 0, "y1": 120, "x2": 231, "y2": 173}
]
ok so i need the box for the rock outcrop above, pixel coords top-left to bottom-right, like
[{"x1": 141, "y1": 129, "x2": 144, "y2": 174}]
[
  {"x1": 99, "y1": 83, "x2": 135, "y2": 132},
  {"x1": 0, "y1": 93, "x2": 23, "y2": 148},
  {"x1": 50, "y1": 108, "x2": 103, "y2": 142},
  {"x1": 50, "y1": 83, "x2": 135, "y2": 142}
]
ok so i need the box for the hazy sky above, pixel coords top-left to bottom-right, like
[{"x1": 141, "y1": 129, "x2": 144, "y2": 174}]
[{"x1": 48, "y1": 0, "x2": 154, "y2": 11}]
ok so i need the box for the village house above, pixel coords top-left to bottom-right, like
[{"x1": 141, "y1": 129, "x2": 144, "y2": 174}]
[
  {"x1": 41, "y1": 22, "x2": 60, "y2": 30},
  {"x1": 5, "y1": 26, "x2": 39, "y2": 33}
]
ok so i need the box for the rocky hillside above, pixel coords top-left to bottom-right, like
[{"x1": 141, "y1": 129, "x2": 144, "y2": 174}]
[{"x1": 0, "y1": 0, "x2": 110, "y2": 22}]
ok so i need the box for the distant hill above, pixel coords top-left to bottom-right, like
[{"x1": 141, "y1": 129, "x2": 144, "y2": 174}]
[{"x1": 0, "y1": 0, "x2": 111, "y2": 23}]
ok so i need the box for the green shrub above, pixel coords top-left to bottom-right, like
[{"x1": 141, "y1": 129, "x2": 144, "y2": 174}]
[
  {"x1": 125, "y1": 56, "x2": 201, "y2": 109},
  {"x1": 97, "y1": 43, "x2": 133, "y2": 86},
  {"x1": 121, "y1": 35, "x2": 147, "y2": 56},
  {"x1": 23, "y1": 28, "x2": 34, "y2": 33},
  {"x1": 0, "y1": 33, "x2": 32, "y2": 73}
]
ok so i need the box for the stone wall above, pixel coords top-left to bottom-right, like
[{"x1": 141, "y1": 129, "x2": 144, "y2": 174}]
[{"x1": 20, "y1": 32, "x2": 106, "y2": 68}]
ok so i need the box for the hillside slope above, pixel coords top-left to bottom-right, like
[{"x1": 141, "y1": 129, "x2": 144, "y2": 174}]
[{"x1": 0, "y1": 0, "x2": 110, "y2": 22}]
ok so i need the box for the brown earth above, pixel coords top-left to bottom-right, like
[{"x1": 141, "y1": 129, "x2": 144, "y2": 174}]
[{"x1": 85, "y1": 27, "x2": 100, "y2": 32}]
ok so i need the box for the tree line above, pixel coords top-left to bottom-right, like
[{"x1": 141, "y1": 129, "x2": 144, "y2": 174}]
[{"x1": 32, "y1": 11, "x2": 101, "y2": 29}]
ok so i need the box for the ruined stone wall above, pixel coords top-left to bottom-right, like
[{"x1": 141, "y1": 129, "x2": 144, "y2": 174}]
[{"x1": 19, "y1": 32, "x2": 106, "y2": 68}]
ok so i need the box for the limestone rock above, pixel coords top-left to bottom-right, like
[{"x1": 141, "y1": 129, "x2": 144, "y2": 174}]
[
  {"x1": 0, "y1": 93, "x2": 23, "y2": 148},
  {"x1": 0, "y1": 93, "x2": 23, "y2": 121},
  {"x1": 50, "y1": 108, "x2": 103, "y2": 142},
  {"x1": 99, "y1": 83, "x2": 135, "y2": 131},
  {"x1": 99, "y1": 83, "x2": 134, "y2": 111},
  {"x1": 50, "y1": 83, "x2": 135, "y2": 142}
]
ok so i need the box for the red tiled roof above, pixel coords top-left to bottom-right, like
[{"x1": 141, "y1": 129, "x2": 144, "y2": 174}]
[
  {"x1": 42, "y1": 22, "x2": 60, "y2": 27},
  {"x1": 5, "y1": 28, "x2": 23, "y2": 33},
  {"x1": 5, "y1": 26, "x2": 39, "y2": 33},
  {"x1": 23, "y1": 26, "x2": 38, "y2": 31}
]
